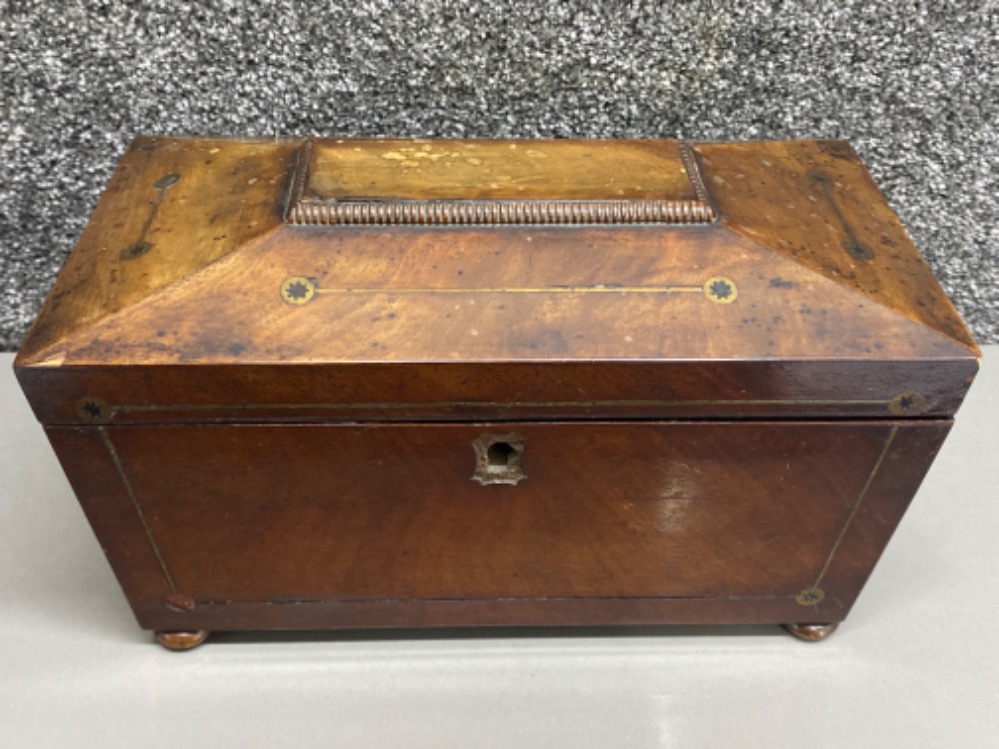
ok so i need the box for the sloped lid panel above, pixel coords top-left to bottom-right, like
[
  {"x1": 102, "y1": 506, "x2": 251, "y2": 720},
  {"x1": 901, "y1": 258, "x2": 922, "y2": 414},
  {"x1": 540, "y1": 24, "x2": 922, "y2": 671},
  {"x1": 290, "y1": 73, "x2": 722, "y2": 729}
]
[
  {"x1": 693, "y1": 140, "x2": 978, "y2": 352},
  {"x1": 18, "y1": 136, "x2": 303, "y2": 362},
  {"x1": 16, "y1": 137, "x2": 978, "y2": 425}
]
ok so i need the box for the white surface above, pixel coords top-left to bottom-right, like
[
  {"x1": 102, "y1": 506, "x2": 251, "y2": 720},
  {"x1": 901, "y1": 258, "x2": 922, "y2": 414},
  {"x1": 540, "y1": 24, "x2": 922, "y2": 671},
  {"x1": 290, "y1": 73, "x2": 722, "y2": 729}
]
[{"x1": 1, "y1": 350, "x2": 997, "y2": 748}]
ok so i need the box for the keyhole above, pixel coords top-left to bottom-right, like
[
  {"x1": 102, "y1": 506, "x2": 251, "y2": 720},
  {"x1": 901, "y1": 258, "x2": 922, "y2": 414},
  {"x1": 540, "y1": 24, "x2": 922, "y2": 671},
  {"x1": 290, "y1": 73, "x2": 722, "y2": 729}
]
[
  {"x1": 487, "y1": 441, "x2": 516, "y2": 467},
  {"x1": 472, "y1": 434, "x2": 527, "y2": 486}
]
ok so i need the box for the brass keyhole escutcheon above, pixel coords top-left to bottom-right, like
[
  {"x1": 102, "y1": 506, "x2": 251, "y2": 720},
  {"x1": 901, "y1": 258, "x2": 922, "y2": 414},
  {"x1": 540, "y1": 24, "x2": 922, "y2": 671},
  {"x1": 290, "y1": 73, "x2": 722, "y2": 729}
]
[{"x1": 472, "y1": 434, "x2": 527, "y2": 486}]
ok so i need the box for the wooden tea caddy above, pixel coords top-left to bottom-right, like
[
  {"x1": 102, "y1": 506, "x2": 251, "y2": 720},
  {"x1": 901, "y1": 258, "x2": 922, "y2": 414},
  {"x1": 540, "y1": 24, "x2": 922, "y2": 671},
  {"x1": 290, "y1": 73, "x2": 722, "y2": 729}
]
[{"x1": 15, "y1": 137, "x2": 978, "y2": 649}]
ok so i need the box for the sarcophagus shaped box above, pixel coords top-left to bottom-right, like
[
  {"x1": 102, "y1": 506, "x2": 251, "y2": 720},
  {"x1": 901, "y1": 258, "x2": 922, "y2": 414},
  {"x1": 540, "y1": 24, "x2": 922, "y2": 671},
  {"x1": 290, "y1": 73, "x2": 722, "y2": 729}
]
[{"x1": 15, "y1": 137, "x2": 978, "y2": 648}]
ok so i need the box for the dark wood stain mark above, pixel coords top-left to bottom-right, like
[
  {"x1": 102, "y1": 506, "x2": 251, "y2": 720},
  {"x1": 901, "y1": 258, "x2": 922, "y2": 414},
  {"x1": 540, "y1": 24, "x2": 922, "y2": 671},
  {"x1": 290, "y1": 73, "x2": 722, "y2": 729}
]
[
  {"x1": 120, "y1": 173, "x2": 181, "y2": 260},
  {"x1": 808, "y1": 171, "x2": 874, "y2": 262}
]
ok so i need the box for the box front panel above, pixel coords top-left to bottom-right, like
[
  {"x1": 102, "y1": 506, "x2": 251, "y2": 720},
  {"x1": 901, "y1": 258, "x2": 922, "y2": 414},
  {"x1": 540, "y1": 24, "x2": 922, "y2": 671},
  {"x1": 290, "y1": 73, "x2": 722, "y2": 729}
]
[{"x1": 46, "y1": 420, "x2": 949, "y2": 631}]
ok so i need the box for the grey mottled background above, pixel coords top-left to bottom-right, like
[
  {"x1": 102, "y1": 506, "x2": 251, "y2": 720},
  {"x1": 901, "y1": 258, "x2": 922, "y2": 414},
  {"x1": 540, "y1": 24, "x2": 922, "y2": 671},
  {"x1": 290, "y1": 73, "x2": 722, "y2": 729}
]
[{"x1": 2, "y1": 0, "x2": 997, "y2": 349}]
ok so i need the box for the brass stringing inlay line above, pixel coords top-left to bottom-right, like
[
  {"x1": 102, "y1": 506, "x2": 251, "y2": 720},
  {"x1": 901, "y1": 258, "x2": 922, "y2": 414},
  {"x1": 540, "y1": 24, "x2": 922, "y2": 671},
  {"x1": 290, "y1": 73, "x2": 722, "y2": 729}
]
[
  {"x1": 98, "y1": 427, "x2": 177, "y2": 592},
  {"x1": 315, "y1": 285, "x2": 704, "y2": 295},
  {"x1": 279, "y1": 275, "x2": 739, "y2": 305},
  {"x1": 112, "y1": 397, "x2": 890, "y2": 416},
  {"x1": 805, "y1": 424, "x2": 899, "y2": 600},
  {"x1": 193, "y1": 592, "x2": 799, "y2": 606}
]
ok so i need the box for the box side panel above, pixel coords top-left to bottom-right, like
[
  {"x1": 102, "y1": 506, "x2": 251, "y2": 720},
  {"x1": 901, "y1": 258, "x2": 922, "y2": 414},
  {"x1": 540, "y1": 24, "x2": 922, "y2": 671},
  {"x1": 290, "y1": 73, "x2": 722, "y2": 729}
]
[
  {"x1": 814, "y1": 421, "x2": 952, "y2": 602},
  {"x1": 45, "y1": 420, "x2": 949, "y2": 632},
  {"x1": 42, "y1": 426, "x2": 177, "y2": 627}
]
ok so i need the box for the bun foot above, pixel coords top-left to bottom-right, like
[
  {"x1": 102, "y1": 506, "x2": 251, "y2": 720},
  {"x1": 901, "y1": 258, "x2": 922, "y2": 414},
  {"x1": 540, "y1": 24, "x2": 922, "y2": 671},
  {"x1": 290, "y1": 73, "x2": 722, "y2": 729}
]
[
  {"x1": 783, "y1": 622, "x2": 840, "y2": 642},
  {"x1": 155, "y1": 630, "x2": 210, "y2": 651}
]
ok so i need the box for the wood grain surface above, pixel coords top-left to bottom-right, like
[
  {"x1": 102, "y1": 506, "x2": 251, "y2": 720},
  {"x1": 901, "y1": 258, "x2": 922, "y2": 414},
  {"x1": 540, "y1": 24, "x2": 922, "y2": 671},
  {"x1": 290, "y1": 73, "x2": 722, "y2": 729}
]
[
  {"x1": 15, "y1": 138, "x2": 978, "y2": 425},
  {"x1": 693, "y1": 140, "x2": 978, "y2": 351},
  {"x1": 46, "y1": 419, "x2": 948, "y2": 632},
  {"x1": 304, "y1": 138, "x2": 698, "y2": 201},
  {"x1": 14, "y1": 137, "x2": 977, "y2": 638}
]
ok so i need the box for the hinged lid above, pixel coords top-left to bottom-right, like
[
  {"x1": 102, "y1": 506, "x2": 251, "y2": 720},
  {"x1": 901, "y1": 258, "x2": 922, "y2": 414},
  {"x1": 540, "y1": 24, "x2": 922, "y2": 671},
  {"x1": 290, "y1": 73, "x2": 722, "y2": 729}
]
[{"x1": 15, "y1": 137, "x2": 978, "y2": 425}]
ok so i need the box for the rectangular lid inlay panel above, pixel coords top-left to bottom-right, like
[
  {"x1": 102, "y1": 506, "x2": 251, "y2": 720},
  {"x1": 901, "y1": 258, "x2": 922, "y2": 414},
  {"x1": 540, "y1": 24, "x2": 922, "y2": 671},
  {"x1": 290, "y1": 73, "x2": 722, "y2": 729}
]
[{"x1": 287, "y1": 139, "x2": 715, "y2": 226}]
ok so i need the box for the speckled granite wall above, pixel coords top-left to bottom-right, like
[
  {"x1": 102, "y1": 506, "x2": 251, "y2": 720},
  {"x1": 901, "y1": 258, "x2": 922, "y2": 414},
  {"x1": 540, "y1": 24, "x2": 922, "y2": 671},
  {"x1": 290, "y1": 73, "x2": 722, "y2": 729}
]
[{"x1": 1, "y1": 0, "x2": 996, "y2": 349}]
